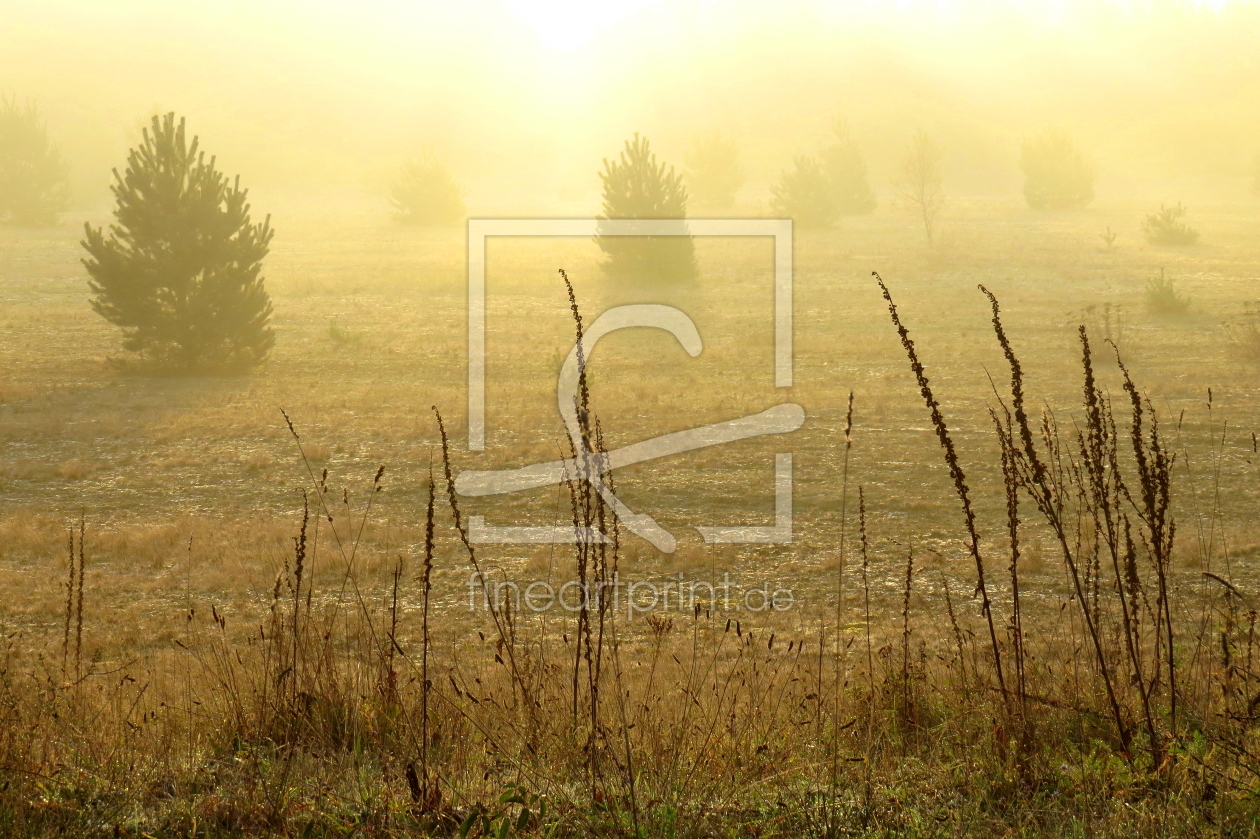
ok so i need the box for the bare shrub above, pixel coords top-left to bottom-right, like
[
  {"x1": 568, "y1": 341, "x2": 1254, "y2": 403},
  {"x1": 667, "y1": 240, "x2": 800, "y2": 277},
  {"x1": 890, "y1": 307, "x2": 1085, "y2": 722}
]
[{"x1": 897, "y1": 129, "x2": 944, "y2": 245}]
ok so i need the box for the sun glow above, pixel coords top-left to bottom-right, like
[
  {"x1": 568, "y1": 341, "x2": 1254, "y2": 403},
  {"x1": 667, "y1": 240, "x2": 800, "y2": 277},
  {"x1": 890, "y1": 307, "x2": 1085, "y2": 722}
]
[{"x1": 501, "y1": 0, "x2": 656, "y2": 51}]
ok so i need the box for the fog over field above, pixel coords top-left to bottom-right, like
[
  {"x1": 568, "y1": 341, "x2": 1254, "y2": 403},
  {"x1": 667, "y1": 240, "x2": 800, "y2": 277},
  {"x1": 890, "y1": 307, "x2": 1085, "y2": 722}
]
[
  {"x1": 3, "y1": 2, "x2": 1260, "y2": 837},
  {"x1": 4, "y1": 0, "x2": 1259, "y2": 209}
]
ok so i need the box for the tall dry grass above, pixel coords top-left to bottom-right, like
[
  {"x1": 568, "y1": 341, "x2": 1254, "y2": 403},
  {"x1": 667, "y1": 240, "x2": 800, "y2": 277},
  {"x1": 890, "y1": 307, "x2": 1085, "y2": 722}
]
[{"x1": 0, "y1": 279, "x2": 1258, "y2": 837}]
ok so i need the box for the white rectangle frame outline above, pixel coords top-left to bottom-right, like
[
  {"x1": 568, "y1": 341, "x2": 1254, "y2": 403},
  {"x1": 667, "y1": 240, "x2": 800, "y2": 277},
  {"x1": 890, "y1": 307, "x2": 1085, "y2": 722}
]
[{"x1": 467, "y1": 218, "x2": 793, "y2": 451}]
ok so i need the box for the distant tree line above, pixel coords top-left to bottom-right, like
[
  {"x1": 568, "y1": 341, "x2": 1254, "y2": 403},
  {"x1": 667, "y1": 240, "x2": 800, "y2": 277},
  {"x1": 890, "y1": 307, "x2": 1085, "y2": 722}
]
[{"x1": 5, "y1": 91, "x2": 1253, "y2": 373}]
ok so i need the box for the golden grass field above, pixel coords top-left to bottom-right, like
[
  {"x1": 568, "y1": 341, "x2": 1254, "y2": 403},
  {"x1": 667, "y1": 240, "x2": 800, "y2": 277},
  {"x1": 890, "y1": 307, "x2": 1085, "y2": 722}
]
[{"x1": 2, "y1": 194, "x2": 1260, "y2": 836}]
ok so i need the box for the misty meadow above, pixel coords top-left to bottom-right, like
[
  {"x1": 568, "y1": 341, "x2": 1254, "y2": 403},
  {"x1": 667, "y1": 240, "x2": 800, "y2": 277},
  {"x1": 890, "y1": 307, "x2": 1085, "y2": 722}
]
[{"x1": 2, "y1": 1, "x2": 1260, "y2": 836}]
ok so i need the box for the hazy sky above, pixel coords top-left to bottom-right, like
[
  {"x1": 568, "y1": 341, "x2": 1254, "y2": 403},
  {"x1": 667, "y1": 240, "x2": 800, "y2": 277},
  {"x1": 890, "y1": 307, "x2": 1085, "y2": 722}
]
[{"x1": 3, "y1": 0, "x2": 1257, "y2": 211}]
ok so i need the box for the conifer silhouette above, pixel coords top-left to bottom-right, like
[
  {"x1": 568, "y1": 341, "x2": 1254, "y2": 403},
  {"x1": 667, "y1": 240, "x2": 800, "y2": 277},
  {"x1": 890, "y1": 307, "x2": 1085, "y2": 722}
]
[
  {"x1": 596, "y1": 133, "x2": 696, "y2": 287},
  {"x1": 83, "y1": 114, "x2": 274, "y2": 371},
  {"x1": 0, "y1": 96, "x2": 70, "y2": 226}
]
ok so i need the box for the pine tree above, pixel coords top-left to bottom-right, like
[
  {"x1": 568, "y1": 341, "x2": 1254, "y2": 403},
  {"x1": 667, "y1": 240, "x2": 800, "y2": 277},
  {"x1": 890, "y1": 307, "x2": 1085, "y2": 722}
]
[
  {"x1": 0, "y1": 96, "x2": 70, "y2": 227},
  {"x1": 83, "y1": 114, "x2": 274, "y2": 372},
  {"x1": 1141, "y1": 203, "x2": 1199, "y2": 246},
  {"x1": 596, "y1": 133, "x2": 696, "y2": 287},
  {"x1": 684, "y1": 133, "x2": 744, "y2": 211},
  {"x1": 388, "y1": 151, "x2": 466, "y2": 225},
  {"x1": 771, "y1": 155, "x2": 838, "y2": 229},
  {"x1": 821, "y1": 119, "x2": 876, "y2": 215},
  {"x1": 1021, "y1": 127, "x2": 1095, "y2": 210}
]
